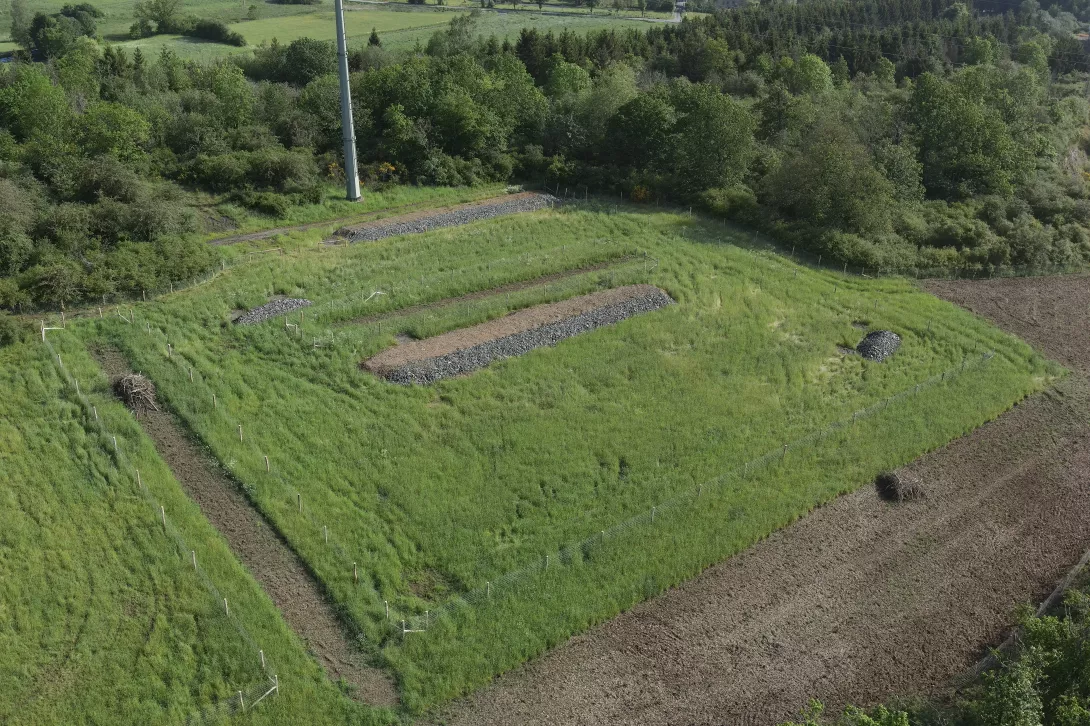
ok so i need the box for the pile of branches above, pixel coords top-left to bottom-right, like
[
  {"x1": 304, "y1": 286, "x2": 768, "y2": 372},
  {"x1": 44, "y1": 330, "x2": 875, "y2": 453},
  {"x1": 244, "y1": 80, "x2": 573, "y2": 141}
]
[
  {"x1": 875, "y1": 471, "x2": 926, "y2": 503},
  {"x1": 113, "y1": 374, "x2": 159, "y2": 415}
]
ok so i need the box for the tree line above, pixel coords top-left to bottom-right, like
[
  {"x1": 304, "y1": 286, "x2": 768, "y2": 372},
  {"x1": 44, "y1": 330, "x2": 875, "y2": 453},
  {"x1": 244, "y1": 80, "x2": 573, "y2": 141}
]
[{"x1": 2, "y1": 0, "x2": 1089, "y2": 320}]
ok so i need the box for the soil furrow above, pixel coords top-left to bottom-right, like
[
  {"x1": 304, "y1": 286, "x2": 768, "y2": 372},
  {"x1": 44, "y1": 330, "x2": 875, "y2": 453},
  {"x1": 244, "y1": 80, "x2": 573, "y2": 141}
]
[{"x1": 92, "y1": 347, "x2": 399, "y2": 707}]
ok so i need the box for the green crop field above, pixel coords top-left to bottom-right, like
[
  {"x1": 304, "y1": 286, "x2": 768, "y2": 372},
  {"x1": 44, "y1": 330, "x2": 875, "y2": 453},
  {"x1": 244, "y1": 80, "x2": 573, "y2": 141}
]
[
  {"x1": 12, "y1": 201, "x2": 1051, "y2": 721},
  {"x1": 2, "y1": 0, "x2": 657, "y2": 61}
]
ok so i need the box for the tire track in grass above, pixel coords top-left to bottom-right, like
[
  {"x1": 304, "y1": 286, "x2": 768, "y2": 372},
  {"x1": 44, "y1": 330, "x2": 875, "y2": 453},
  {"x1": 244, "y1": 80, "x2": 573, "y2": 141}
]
[{"x1": 91, "y1": 346, "x2": 400, "y2": 707}]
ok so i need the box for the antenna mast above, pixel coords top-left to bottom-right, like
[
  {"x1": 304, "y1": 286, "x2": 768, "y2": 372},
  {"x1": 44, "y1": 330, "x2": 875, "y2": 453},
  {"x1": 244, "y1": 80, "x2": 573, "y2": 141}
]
[{"x1": 335, "y1": 0, "x2": 361, "y2": 201}]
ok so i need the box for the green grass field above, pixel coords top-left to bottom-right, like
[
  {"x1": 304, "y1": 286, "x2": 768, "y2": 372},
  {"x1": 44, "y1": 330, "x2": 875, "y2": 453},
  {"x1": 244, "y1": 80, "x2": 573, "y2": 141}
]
[
  {"x1": 18, "y1": 201, "x2": 1051, "y2": 718},
  {"x1": 1, "y1": 0, "x2": 658, "y2": 60}
]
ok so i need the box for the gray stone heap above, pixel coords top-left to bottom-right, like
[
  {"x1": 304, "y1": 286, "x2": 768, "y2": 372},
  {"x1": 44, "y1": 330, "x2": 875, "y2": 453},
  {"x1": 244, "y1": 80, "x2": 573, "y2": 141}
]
[
  {"x1": 235, "y1": 298, "x2": 312, "y2": 325},
  {"x1": 385, "y1": 288, "x2": 674, "y2": 385},
  {"x1": 856, "y1": 330, "x2": 902, "y2": 362}
]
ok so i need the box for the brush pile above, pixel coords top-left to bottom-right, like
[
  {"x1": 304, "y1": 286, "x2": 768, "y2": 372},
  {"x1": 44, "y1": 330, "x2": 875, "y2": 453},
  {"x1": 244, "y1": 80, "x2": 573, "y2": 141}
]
[
  {"x1": 114, "y1": 374, "x2": 159, "y2": 415},
  {"x1": 875, "y1": 471, "x2": 926, "y2": 502}
]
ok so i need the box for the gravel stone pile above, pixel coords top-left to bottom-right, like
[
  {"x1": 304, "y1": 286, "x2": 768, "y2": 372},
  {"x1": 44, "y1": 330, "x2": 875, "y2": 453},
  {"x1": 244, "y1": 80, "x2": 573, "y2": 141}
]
[
  {"x1": 235, "y1": 298, "x2": 312, "y2": 325},
  {"x1": 340, "y1": 194, "x2": 558, "y2": 243},
  {"x1": 857, "y1": 330, "x2": 902, "y2": 362},
  {"x1": 385, "y1": 288, "x2": 674, "y2": 384}
]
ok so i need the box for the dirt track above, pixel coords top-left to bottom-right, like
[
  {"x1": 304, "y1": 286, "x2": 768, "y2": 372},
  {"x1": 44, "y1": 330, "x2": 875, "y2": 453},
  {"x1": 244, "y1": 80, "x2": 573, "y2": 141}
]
[
  {"x1": 93, "y1": 348, "x2": 399, "y2": 707},
  {"x1": 429, "y1": 274, "x2": 1090, "y2": 726}
]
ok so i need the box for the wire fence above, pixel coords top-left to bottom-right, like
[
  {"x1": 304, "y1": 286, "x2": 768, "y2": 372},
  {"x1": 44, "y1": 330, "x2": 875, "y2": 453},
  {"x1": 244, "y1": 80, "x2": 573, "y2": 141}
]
[
  {"x1": 101, "y1": 279, "x2": 1000, "y2": 637},
  {"x1": 41, "y1": 337, "x2": 280, "y2": 726}
]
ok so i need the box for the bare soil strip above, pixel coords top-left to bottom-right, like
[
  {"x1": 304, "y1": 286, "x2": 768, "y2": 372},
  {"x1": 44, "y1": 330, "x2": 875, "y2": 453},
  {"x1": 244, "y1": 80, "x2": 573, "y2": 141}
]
[
  {"x1": 429, "y1": 274, "x2": 1090, "y2": 726},
  {"x1": 93, "y1": 347, "x2": 399, "y2": 707},
  {"x1": 338, "y1": 255, "x2": 638, "y2": 328},
  {"x1": 364, "y1": 284, "x2": 665, "y2": 374}
]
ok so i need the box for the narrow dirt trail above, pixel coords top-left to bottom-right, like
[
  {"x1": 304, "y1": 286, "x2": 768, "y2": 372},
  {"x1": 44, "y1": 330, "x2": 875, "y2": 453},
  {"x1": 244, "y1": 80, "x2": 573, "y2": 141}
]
[
  {"x1": 93, "y1": 347, "x2": 399, "y2": 707},
  {"x1": 428, "y1": 275, "x2": 1090, "y2": 726}
]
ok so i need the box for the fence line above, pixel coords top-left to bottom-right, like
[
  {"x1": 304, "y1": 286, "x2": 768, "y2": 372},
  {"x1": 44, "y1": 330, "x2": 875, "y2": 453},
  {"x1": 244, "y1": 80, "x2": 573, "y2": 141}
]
[
  {"x1": 41, "y1": 337, "x2": 279, "y2": 726},
  {"x1": 401, "y1": 350, "x2": 997, "y2": 629},
  {"x1": 142, "y1": 312, "x2": 995, "y2": 635}
]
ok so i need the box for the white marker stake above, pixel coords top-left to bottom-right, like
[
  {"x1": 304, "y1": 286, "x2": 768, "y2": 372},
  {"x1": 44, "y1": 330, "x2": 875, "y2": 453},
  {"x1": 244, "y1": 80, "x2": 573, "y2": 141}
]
[{"x1": 264, "y1": 456, "x2": 270, "y2": 472}]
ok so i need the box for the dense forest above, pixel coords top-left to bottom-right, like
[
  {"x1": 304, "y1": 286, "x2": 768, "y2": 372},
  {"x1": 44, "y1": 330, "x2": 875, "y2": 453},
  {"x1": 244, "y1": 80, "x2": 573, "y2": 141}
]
[{"x1": 2, "y1": 0, "x2": 1090, "y2": 315}]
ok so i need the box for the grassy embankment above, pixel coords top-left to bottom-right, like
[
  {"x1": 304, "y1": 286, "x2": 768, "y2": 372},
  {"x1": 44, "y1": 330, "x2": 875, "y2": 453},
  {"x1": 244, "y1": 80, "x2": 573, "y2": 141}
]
[
  {"x1": 47, "y1": 203, "x2": 1056, "y2": 714},
  {"x1": 0, "y1": 343, "x2": 396, "y2": 723}
]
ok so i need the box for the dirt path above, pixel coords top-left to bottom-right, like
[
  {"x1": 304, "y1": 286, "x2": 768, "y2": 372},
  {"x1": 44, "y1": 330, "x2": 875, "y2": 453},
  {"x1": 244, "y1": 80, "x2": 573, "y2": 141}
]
[
  {"x1": 364, "y1": 284, "x2": 661, "y2": 373},
  {"x1": 339, "y1": 255, "x2": 638, "y2": 328},
  {"x1": 93, "y1": 348, "x2": 399, "y2": 707},
  {"x1": 428, "y1": 275, "x2": 1090, "y2": 726}
]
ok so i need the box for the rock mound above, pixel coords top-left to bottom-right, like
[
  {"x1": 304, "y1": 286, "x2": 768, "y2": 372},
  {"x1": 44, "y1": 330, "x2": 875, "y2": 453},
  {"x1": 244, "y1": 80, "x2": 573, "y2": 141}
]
[
  {"x1": 857, "y1": 330, "x2": 901, "y2": 362},
  {"x1": 235, "y1": 298, "x2": 312, "y2": 325}
]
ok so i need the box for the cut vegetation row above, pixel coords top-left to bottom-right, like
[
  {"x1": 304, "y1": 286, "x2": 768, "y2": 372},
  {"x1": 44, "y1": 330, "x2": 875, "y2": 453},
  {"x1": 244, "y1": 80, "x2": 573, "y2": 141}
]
[
  {"x1": 339, "y1": 255, "x2": 641, "y2": 328},
  {"x1": 92, "y1": 347, "x2": 399, "y2": 707},
  {"x1": 331, "y1": 192, "x2": 557, "y2": 244},
  {"x1": 364, "y1": 285, "x2": 674, "y2": 384}
]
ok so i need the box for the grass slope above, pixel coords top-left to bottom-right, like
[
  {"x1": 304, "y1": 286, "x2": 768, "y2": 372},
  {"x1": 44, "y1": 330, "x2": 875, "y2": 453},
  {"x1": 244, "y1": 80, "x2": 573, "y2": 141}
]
[
  {"x1": 27, "y1": 203, "x2": 1054, "y2": 718},
  {"x1": 0, "y1": 340, "x2": 394, "y2": 724}
]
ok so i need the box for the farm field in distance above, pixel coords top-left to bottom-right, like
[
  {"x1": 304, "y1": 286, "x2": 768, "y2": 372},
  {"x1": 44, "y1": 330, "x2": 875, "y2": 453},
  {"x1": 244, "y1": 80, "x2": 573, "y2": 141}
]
[
  {"x1": 0, "y1": 0, "x2": 658, "y2": 60},
  {"x1": 22, "y1": 200, "x2": 1055, "y2": 719}
]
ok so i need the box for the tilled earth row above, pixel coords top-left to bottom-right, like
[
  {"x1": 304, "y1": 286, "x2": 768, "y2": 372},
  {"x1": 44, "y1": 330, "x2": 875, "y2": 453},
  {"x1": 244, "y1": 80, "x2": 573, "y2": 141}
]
[
  {"x1": 428, "y1": 273, "x2": 1090, "y2": 726},
  {"x1": 334, "y1": 192, "x2": 557, "y2": 244},
  {"x1": 364, "y1": 285, "x2": 673, "y2": 384},
  {"x1": 92, "y1": 347, "x2": 400, "y2": 707}
]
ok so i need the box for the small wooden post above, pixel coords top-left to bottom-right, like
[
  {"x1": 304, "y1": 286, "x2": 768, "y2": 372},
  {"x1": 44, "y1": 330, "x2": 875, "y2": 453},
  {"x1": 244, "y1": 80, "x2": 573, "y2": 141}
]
[
  {"x1": 188, "y1": 368, "x2": 193, "y2": 382},
  {"x1": 782, "y1": 443, "x2": 788, "y2": 459},
  {"x1": 167, "y1": 344, "x2": 172, "y2": 357},
  {"x1": 136, "y1": 469, "x2": 142, "y2": 488},
  {"x1": 425, "y1": 610, "x2": 429, "y2": 629},
  {"x1": 385, "y1": 600, "x2": 389, "y2": 619},
  {"x1": 142, "y1": 290, "x2": 146, "y2": 301},
  {"x1": 170, "y1": 282, "x2": 174, "y2": 294},
  {"x1": 264, "y1": 456, "x2": 270, "y2": 472},
  {"x1": 818, "y1": 254, "x2": 822, "y2": 266},
  {"x1": 60, "y1": 311, "x2": 65, "y2": 327},
  {"x1": 353, "y1": 562, "x2": 358, "y2": 583},
  {"x1": 112, "y1": 436, "x2": 118, "y2": 452},
  {"x1": 224, "y1": 599, "x2": 229, "y2": 616},
  {"x1": 238, "y1": 691, "x2": 244, "y2": 712},
  {"x1": 160, "y1": 505, "x2": 166, "y2": 528},
  {"x1": 191, "y1": 550, "x2": 197, "y2": 569},
  {"x1": 297, "y1": 493, "x2": 301, "y2": 512},
  {"x1": 238, "y1": 424, "x2": 243, "y2": 442},
  {"x1": 323, "y1": 525, "x2": 328, "y2": 543},
  {"x1": 545, "y1": 555, "x2": 549, "y2": 571},
  {"x1": 651, "y1": 506, "x2": 656, "y2": 523},
  {"x1": 93, "y1": 406, "x2": 98, "y2": 420},
  {"x1": 260, "y1": 650, "x2": 265, "y2": 669},
  {"x1": 213, "y1": 394, "x2": 217, "y2": 409},
  {"x1": 99, "y1": 307, "x2": 103, "y2": 318}
]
